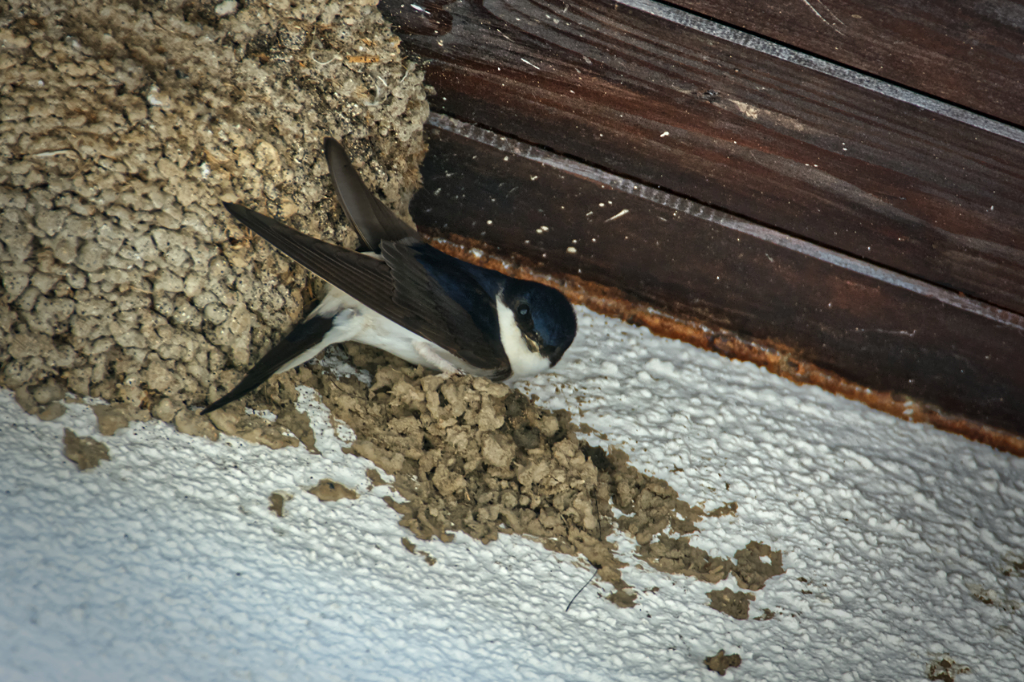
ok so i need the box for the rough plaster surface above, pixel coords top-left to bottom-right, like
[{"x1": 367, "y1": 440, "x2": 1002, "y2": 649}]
[{"x1": 1, "y1": 309, "x2": 1022, "y2": 681}]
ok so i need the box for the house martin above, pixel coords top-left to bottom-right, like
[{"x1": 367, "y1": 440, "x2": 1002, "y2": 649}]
[{"x1": 203, "y1": 138, "x2": 576, "y2": 413}]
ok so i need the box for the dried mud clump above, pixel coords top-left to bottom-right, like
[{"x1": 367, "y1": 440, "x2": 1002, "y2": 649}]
[
  {"x1": 926, "y1": 656, "x2": 970, "y2": 682},
  {"x1": 707, "y1": 587, "x2": 755, "y2": 620},
  {"x1": 733, "y1": 540, "x2": 785, "y2": 590},
  {"x1": 237, "y1": 352, "x2": 786, "y2": 607},
  {"x1": 704, "y1": 649, "x2": 742, "y2": 676},
  {"x1": 0, "y1": 0, "x2": 429, "y2": 415},
  {"x1": 315, "y1": 361, "x2": 633, "y2": 601},
  {"x1": 63, "y1": 427, "x2": 109, "y2": 470},
  {"x1": 307, "y1": 478, "x2": 358, "y2": 502}
]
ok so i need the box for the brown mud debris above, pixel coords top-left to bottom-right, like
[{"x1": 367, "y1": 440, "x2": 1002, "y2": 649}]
[
  {"x1": 704, "y1": 649, "x2": 742, "y2": 676},
  {"x1": 308, "y1": 479, "x2": 357, "y2": 502},
  {"x1": 365, "y1": 468, "x2": 387, "y2": 488},
  {"x1": 235, "y1": 349, "x2": 786, "y2": 607},
  {"x1": 91, "y1": 404, "x2": 130, "y2": 436},
  {"x1": 277, "y1": 405, "x2": 318, "y2": 454},
  {"x1": 174, "y1": 408, "x2": 219, "y2": 442},
  {"x1": 38, "y1": 402, "x2": 66, "y2": 421},
  {"x1": 268, "y1": 492, "x2": 287, "y2": 518},
  {"x1": 14, "y1": 380, "x2": 66, "y2": 417},
  {"x1": 708, "y1": 587, "x2": 755, "y2": 620},
  {"x1": 63, "y1": 427, "x2": 109, "y2": 470},
  {"x1": 151, "y1": 397, "x2": 186, "y2": 423},
  {"x1": 639, "y1": 534, "x2": 732, "y2": 583},
  {"x1": 206, "y1": 402, "x2": 299, "y2": 450},
  {"x1": 926, "y1": 655, "x2": 970, "y2": 682},
  {"x1": 734, "y1": 540, "x2": 786, "y2": 590},
  {"x1": 400, "y1": 537, "x2": 437, "y2": 566},
  {"x1": 707, "y1": 501, "x2": 738, "y2": 517}
]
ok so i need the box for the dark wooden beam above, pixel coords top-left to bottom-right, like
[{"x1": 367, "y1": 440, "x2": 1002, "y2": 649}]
[
  {"x1": 662, "y1": 0, "x2": 1024, "y2": 128},
  {"x1": 415, "y1": 116, "x2": 1024, "y2": 438},
  {"x1": 382, "y1": 0, "x2": 1024, "y2": 315},
  {"x1": 379, "y1": 0, "x2": 1024, "y2": 441}
]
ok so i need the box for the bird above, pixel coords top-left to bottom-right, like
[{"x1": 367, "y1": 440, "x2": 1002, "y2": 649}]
[{"x1": 202, "y1": 137, "x2": 577, "y2": 414}]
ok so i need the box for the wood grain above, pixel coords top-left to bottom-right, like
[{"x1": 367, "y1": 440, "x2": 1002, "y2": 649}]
[
  {"x1": 664, "y1": 0, "x2": 1024, "y2": 128},
  {"x1": 414, "y1": 118, "x2": 1024, "y2": 436},
  {"x1": 382, "y1": 0, "x2": 1024, "y2": 316},
  {"x1": 378, "y1": 0, "x2": 1024, "y2": 438}
]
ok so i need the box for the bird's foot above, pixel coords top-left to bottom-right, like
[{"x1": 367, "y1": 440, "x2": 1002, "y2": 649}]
[{"x1": 412, "y1": 340, "x2": 463, "y2": 377}]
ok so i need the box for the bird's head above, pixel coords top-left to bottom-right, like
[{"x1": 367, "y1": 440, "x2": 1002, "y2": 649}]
[{"x1": 496, "y1": 280, "x2": 577, "y2": 378}]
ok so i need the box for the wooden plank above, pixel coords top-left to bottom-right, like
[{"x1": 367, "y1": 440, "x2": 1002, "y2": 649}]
[
  {"x1": 662, "y1": 0, "x2": 1024, "y2": 128},
  {"x1": 381, "y1": 0, "x2": 1024, "y2": 316},
  {"x1": 415, "y1": 117, "x2": 1024, "y2": 437}
]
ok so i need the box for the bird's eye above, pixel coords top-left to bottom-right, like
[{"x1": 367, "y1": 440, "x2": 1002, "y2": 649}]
[{"x1": 517, "y1": 304, "x2": 530, "y2": 318}]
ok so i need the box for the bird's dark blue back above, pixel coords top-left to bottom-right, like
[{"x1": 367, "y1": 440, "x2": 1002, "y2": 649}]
[{"x1": 410, "y1": 244, "x2": 505, "y2": 339}]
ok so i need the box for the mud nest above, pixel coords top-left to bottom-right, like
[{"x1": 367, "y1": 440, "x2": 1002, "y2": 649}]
[{"x1": 0, "y1": 0, "x2": 429, "y2": 416}]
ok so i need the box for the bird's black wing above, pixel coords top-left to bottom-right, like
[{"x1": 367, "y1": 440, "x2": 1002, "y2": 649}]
[
  {"x1": 380, "y1": 239, "x2": 511, "y2": 378},
  {"x1": 323, "y1": 137, "x2": 420, "y2": 251},
  {"x1": 222, "y1": 203, "x2": 511, "y2": 377},
  {"x1": 201, "y1": 315, "x2": 334, "y2": 414}
]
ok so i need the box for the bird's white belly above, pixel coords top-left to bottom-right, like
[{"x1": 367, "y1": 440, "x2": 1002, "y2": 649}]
[{"x1": 314, "y1": 285, "x2": 478, "y2": 375}]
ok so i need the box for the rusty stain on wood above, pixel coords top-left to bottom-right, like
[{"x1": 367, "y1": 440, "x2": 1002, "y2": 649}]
[
  {"x1": 427, "y1": 233, "x2": 1024, "y2": 459},
  {"x1": 412, "y1": 119, "x2": 1024, "y2": 441}
]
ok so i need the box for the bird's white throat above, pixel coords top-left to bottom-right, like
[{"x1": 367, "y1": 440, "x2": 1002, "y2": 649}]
[{"x1": 496, "y1": 300, "x2": 552, "y2": 379}]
